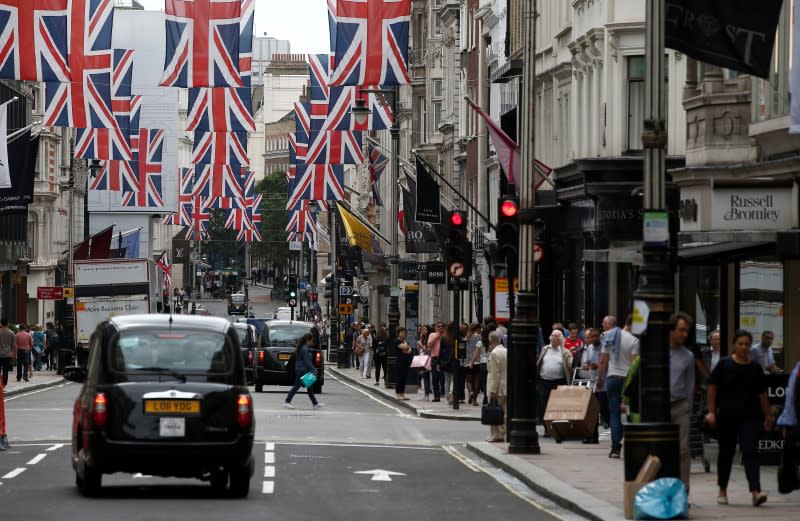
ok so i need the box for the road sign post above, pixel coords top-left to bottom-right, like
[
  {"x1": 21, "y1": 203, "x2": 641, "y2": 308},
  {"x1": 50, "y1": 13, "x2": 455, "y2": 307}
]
[{"x1": 37, "y1": 286, "x2": 65, "y2": 300}]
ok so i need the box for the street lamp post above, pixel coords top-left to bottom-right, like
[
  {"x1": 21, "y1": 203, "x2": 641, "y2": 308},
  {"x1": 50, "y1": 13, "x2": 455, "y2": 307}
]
[
  {"x1": 625, "y1": 0, "x2": 680, "y2": 481},
  {"x1": 508, "y1": 0, "x2": 541, "y2": 455},
  {"x1": 61, "y1": 138, "x2": 78, "y2": 368},
  {"x1": 352, "y1": 87, "x2": 400, "y2": 388}
]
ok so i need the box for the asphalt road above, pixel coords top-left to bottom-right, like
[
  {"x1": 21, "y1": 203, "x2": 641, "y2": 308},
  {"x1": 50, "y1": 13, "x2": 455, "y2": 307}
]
[{"x1": 0, "y1": 287, "x2": 588, "y2": 521}]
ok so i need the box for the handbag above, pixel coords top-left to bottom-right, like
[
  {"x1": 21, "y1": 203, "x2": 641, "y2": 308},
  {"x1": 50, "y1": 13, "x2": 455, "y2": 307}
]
[
  {"x1": 300, "y1": 371, "x2": 317, "y2": 388},
  {"x1": 481, "y1": 398, "x2": 505, "y2": 426},
  {"x1": 354, "y1": 345, "x2": 365, "y2": 357},
  {"x1": 410, "y1": 354, "x2": 431, "y2": 371}
]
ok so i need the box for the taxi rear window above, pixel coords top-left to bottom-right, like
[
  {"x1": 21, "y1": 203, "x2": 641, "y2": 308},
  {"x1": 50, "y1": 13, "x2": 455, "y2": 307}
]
[{"x1": 109, "y1": 329, "x2": 233, "y2": 374}]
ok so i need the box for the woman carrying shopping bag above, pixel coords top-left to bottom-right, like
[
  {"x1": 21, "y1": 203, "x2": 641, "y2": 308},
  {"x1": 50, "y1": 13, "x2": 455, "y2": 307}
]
[{"x1": 283, "y1": 333, "x2": 324, "y2": 410}]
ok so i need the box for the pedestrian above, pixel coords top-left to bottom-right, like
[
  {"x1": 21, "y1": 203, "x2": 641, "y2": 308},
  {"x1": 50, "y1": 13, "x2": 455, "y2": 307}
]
[
  {"x1": 440, "y1": 322, "x2": 457, "y2": 404},
  {"x1": 668, "y1": 312, "x2": 696, "y2": 493},
  {"x1": 564, "y1": 323, "x2": 584, "y2": 354},
  {"x1": 596, "y1": 315, "x2": 640, "y2": 458},
  {"x1": 373, "y1": 326, "x2": 389, "y2": 386},
  {"x1": 393, "y1": 327, "x2": 412, "y2": 400},
  {"x1": 536, "y1": 329, "x2": 573, "y2": 435},
  {"x1": 581, "y1": 328, "x2": 606, "y2": 444},
  {"x1": 465, "y1": 323, "x2": 483, "y2": 405},
  {"x1": 750, "y1": 330, "x2": 782, "y2": 374},
  {"x1": 356, "y1": 327, "x2": 372, "y2": 379},
  {"x1": 14, "y1": 324, "x2": 34, "y2": 382},
  {"x1": 706, "y1": 329, "x2": 722, "y2": 373},
  {"x1": 282, "y1": 333, "x2": 324, "y2": 410},
  {"x1": 415, "y1": 324, "x2": 432, "y2": 400},
  {"x1": 32, "y1": 324, "x2": 46, "y2": 372},
  {"x1": 428, "y1": 322, "x2": 445, "y2": 401},
  {"x1": 706, "y1": 329, "x2": 774, "y2": 507},
  {"x1": 0, "y1": 318, "x2": 14, "y2": 387},
  {"x1": 486, "y1": 330, "x2": 507, "y2": 442},
  {"x1": 344, "y1": 323, "x2": 357, "y2": 369}
]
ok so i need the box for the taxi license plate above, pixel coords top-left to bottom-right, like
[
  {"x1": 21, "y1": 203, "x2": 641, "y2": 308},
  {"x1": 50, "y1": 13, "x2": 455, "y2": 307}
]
[
  {"x1": 278, "y1": 353, "x2": 291, "y2": 361},
  {"x1": 159, "y1": 417, "x2": 185, "y2": 437},
  {"x1": 144, "y1": 400, "x2": 200, "y2": 415}
]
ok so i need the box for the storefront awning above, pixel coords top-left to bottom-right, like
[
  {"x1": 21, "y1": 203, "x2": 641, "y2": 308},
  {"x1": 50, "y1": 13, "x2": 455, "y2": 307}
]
[{"x1": 678, "y1": 241, "x2": 772, "y2": 260}]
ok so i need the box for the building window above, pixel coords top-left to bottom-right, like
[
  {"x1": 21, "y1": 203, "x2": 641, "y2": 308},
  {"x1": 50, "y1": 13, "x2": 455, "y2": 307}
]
[
  {"x1": 739, "y1": 260, "x2": 784, "y2": 369},
  {"x1": 432, "y1": 79, "x2": 443, "y2": 131},
  {"x1": 433, "y1": 9, "x2": 442, "y2": 36},
  {"x1": 627, "y1": 56, "x2": 645, "y2": 151},
  {"x1": 27, "y1": 212, "x2": 37, "y2": 259}
]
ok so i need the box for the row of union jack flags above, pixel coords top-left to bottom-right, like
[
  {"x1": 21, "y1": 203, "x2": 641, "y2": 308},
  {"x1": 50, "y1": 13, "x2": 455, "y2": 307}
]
[{"x1": 163, "y1": 167, "x2": 262, "y2": 242}]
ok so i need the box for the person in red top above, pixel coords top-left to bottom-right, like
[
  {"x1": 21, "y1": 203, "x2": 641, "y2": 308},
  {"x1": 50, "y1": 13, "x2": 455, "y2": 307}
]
[
  {"x1": 427, "y1": 322, "x2": 444, "y2": 402},
  {"x1": 13, "y1": 324, "x2": 33, "y2": 383},
  {"x1": 564, "y1": 323, "x2": 584, "y2": 355}
]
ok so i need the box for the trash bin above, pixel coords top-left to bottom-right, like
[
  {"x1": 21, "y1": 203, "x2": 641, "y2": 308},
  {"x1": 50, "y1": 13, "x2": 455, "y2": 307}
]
[{"x1": 57, "y1": 348, "x2": 74, "y2": 374}]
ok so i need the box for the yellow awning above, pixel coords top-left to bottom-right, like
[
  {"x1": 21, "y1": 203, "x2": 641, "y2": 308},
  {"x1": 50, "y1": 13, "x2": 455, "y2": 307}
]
[{"x1": 338, "y1": 205, "x2": 373, "y2": 253}]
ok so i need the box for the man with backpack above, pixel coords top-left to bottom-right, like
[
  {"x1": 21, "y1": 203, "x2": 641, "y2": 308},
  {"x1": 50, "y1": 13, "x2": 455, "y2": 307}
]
[{"x1": 45, "y1": 322, "x2": 60, "y2": 370}]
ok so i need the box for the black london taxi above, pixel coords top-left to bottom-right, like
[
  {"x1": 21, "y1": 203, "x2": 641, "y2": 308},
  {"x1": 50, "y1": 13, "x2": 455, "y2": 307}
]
[
  {"x1": 253, "y1": 320, "x2": 323, "y2": 393},
  {"x1": 63, "y1": 314, "x2": 255, "y2": 497},
  {"x1": 227, "y1": 293, "x2": 247, "y2": 315}
]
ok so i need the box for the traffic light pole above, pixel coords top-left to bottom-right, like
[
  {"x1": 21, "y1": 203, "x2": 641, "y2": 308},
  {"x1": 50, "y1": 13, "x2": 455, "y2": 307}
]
[{"x1": 508, "y1": 0, "x2": 541, "y2": 455}]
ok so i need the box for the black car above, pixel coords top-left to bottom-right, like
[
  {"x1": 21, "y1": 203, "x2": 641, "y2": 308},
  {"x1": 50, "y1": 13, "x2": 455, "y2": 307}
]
[
  {"x1": 63, "y1": 314, "x2": 255, "y2": 497},
  {"x1": 227, "y1": 293, "x2": 247, "y2": 315},
  {"x1": 253, "y1": 320, "x2": 323, "y2": 394},
  {"x1": 232, "y1": 322, "x2": 256, "y2": 385}
]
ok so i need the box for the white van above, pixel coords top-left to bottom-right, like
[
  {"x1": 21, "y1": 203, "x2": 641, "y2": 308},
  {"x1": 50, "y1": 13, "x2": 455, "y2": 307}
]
[{"x1": 273, "y1": 307, "x2": 293, "y2": 320}]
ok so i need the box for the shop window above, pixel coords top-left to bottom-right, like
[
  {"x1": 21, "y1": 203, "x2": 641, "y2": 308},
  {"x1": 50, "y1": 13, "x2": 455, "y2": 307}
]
[
  {"x1": 739, "y1": 260, "x2": 784, "y2": 368},
  {"x1": 679, "y1": 265, "x2": 721, "y2": 347}
]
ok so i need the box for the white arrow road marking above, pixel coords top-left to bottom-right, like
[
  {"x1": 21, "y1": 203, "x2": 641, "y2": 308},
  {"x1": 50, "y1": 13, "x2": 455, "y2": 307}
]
[
  {"x1": 2, "y1": 468, "x2": 26, "y2": 479},
  {"x1": 132, "y1": 473, "x2": 153, "y2": 478},
  {"x1": 26, "y1": 454, "x2": 47, "y2": 465},
  {"x1": 46, "y1": 444, "x2": 65, "y2": 452},
  {"x1": 354, "y1": 469, "x2": 407, "y2": 482}
]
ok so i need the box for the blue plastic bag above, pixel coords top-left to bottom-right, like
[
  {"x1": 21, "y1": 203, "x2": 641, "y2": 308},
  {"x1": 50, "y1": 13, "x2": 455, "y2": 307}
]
[
  {"x1": 300, "y1": 371, "x2": 317, "y2": 388},
  {"x1": 633, "y1": 478, "x2": 688, "y2": 520}
]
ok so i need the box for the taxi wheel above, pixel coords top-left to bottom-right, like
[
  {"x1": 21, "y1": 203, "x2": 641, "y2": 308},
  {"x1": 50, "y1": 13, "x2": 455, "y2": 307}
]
[
  {"x1": 229, "y1": 468, "x2": 250, "y2": 498},
  {"x1": 210, "y1": 470, "x2": 228, "y2": 492},
  {"x1": 76, "y1": 467, "x2": 102, "y2": 497}
]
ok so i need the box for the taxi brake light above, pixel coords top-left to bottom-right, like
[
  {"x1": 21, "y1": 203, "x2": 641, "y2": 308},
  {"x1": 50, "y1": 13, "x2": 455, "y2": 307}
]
[
  {"x1": 92, "y1": 393, "x2": 108, "y2": 427},
  {"x1": 236, "y1": 394, "x2": 252, "y2": 428}
]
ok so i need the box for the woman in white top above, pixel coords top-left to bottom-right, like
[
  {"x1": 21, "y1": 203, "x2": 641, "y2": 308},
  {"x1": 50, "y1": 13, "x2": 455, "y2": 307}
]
[{"x1": 536, "y1": 330, "x2": 573, "y2": 434}]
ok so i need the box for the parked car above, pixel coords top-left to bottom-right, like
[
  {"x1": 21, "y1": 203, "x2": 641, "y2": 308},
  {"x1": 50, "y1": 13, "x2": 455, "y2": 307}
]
[
  {"x1": 63, "y1": 314, "x2": 255, "y2": 497},
  {"x1": 192, "y1": 304, "x2": 210, "y2": 316},
  {"x1": 232, "y1": 322, "x2": 257, "y2": 385},
  {"x1": 227, "y1": 293, "x2": 247, "y2": 315},
  {"x1": 273, "y1": 306, "x2": 293, "y2": 320},
  {"x1": 253, "y1": 320, "x2": 323, "y2": 394}
]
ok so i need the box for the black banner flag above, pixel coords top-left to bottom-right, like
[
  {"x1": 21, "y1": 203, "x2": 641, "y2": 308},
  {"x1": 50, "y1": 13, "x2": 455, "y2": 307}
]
[
  {"x1": 414, "y1": 157, "x2": 441, "y2": 223},
  {"x1": 0, "y1": 131, "x2": 39, "y2": 214},
  {"x1": 665, "y1": 0, "x2": 784, "y2": 79}
]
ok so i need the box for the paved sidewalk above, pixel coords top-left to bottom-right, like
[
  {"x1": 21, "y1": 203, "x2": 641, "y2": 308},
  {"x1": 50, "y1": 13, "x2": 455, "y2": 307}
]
[
  {"x1": 2, "y1": 369, "x2": 65, "y2": 397},
  {"x1": 329, "y1": 365, "x2": 800, "y2": 520}
]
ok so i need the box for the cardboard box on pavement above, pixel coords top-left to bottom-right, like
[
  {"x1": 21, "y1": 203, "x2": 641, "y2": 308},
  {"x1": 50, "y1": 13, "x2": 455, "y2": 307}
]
[
  {"x1": 624, "y1": 455, "x2": 662, "y2": 519},
  {"x1": 543, "y1": 385, "x2": 599, "y2": 440}
]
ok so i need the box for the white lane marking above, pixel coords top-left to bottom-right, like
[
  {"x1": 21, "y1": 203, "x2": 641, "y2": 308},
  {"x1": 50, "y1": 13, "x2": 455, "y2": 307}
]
[
  {"x1": 46, "y1": 444, "x2": 65, "y2": 452},
  {"x1": 2, "y1": 468, "x2": 26, "y2": 479},
  {"x1": 273, "y1": 441, "x2": 442, "y2": 451},
  {"x1": 354, "y1": 469, "x2": 407, "y2": 481},
  {"x1": 264, "y1": 466, "x2": 275, "y2": 478},
  {"x1": 443, "y1": 445, "x2": 569, "y2": 521},
  {"x1": 264, "y1": 452, "x2": 275, "y2": 464},
  {"x1": 262, "y1": 481, "x2": 274, "y2": 494},
  {"x1": 5, "y1": 383, "x2": 71, "y2": 401},
  {"x1": 264, "y1": 442, "x2": 275, "y2": 451},
  {"x1": 133, "y1": 473, "x2": 153, "y2": 478},
  {"x1": 26, "y1": 454, "x2": 47, "y2": 465},
  {"x1": 4, "y1": 442, "x2": 69, "y2": 447},
  {"x1": 324, "y1": 371, "x2": 411, "y2": 417}
]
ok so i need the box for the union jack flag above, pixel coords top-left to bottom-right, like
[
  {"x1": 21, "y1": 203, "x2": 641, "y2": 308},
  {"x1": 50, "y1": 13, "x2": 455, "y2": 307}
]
[
  {"x1": 307, "y1": 53, "x2": 392, "y2": 132},
  {"x1": 294, "y1": 101, "x2": 323, "y2": 137},
  {"x1": 186, "y1": 87, "x2": 255, "y2": 132},
  {"x1": 239, "y1": 0, "x2": 253, "y2": 86},
  {"x1": 368, "y1": 143, "x2": 388, "y2": 206},
  {"x1": 75, "y1": 127, "x2": 132, "y2": 162},
  {"x1": 0, "y1": 0, "x2": 71, "y2": 82},
  {"x1": 305, "y1": 130, "x2": 364, "y2": 165},
  {"x1": 163, "y1": 170, "x2": 194, "y2": 225},
  {"x1": 193, "y1": 164, "x2": 243, "y2": 198},
  {"x1": 287, "y1": 164, "x2": 345, "y2": 210},
  {"x1": 329, "y1": 0, "x2": 411, "y2": 87},
  {"x1": 327, "y1": 0, "x2": 337, "y2": 52},
  {"x1": 191, "y1": 131, "x2": 249, "y2": 166},
  {"x1": 184, "y1": 196, "x2": 212, "y2": 239},
  {"x1": 121, "y1": 129, "x2": 166, "y2": 207},
  {"x1": 88, "y1": 159, "x2": 136, "y2": 192},
  {"x1": 43, "y1": 0, "x2": 116, "y2": 129},
  {"x1": 160, "y1": 0, "x2": 243, "y2": 88},
  {"x1": 156, "y1": 252, "x2": 172, "y2": 288},
  {"x1": 287, "y1": 207, "x2": 318, "y2": 235}
]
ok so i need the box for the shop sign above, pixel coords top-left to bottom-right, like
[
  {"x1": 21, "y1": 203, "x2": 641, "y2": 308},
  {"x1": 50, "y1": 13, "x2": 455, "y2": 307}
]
[
  {"x1": 596, "y1": 197, "x2": 643, "y2": 239},
  {"x1": 758, "y1": 373, "x2": 789, "y2": 465},
  {"x1": 711, "y1": 188, "x2": 792, "y2": 230}
]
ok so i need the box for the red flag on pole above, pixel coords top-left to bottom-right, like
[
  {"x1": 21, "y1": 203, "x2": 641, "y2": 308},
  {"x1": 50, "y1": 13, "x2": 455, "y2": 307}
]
[{"x1": 466, "y1": 98, "x2": 520, "y2": 184}]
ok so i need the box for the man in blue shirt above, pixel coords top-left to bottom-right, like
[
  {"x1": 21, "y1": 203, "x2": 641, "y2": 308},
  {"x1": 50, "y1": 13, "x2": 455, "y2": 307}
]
[{"x1": 750, "y1": 330, "x2": 781, "y2": 374}]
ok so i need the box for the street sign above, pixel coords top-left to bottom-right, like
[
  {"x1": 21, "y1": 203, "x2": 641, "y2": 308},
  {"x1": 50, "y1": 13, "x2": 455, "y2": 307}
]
[
  {"x1": 63, "y1": 287, "x2": 74, "y2": 298},
  {"x1": 338, "y1": 303, "x2": 353, "y2": 315},
  {"x1": 339, "y1": 285, "x2": 352, "y2": 296},
  {"x1": 534, "y1": 243, "x2": 544, "y2": 263},
  {"x1": 426, "y1": 263, "x2": 446, "y2": 284},
  {"x1": 37, "y1": 286, "x2": 64, "y2": 300},
  {"x1": 447, "y1": 276, "x2": 469, "y2": 291},
  {"x1": 448, "y1": 261, "x2": 465, "y2": 278},
  {"x1": 289, "y1": 241, "x2": 302, "y2": 251},
  {"x1": 289, "y1": 299, "x2": 297, "y2": 307}
]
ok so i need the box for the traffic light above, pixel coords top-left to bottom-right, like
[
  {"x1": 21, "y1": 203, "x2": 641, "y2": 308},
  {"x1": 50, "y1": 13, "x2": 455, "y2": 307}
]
[
  {"x1": 288, "y1": 273, "x2": 298, "y2": 305},
  {"x1": 497, "y1": 195, "x2": 519, "y2": 275},
  {"x1": 445, "y1": 210, "x2": 472, "y2": 278}
]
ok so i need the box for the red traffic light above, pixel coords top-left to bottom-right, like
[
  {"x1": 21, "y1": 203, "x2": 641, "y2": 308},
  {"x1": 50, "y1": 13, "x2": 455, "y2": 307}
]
[
  {"x1": 500, "y1": 199, "x2": 519, "y2": 218},
  {"x1": 449, "y1": 211, "x2": 465, "y2": 227}
]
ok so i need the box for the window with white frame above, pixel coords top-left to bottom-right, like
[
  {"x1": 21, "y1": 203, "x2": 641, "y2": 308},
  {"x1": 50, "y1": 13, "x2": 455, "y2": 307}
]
[
  {"x1": 433, "y1": 8, "x2": 442, "y2": 36},
  {"x1": 627, "y1": 56, "x2": 645, "y2": 151},
  {"x1": 27, "y1": 211, "x2": 37, "y2": 259},
  {"x1": 432, "y1": 78, "x2": 443, "y2": 131}
]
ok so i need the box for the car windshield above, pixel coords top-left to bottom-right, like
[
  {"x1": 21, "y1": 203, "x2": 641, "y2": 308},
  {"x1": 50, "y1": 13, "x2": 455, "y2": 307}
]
[
  {"x1": 230, "y1": 294, "x2": 245, "y2": 304},
  {"x1": 109, "y1": 329, "x2": 233, "y2": 375},
  {"x1": 236, "y1": 328, "x2": 248, "y2": 345},
  {"x1": 267, "y1": 324, "x2": 312, "y2": 346}
]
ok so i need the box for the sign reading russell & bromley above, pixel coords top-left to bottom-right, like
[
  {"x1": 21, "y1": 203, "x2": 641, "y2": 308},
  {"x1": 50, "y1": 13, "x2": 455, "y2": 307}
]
[{"x1": 711, "y1": 188, "x2": 793, "y2": 230}]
